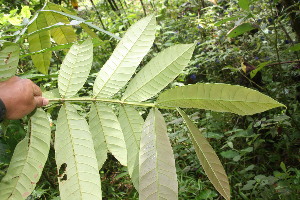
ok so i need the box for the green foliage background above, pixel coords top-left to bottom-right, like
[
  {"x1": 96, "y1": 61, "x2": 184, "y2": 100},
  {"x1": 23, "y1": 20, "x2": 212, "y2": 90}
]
[{"x1": 0, "y1": 0, "x2": 299, "y2": 199}]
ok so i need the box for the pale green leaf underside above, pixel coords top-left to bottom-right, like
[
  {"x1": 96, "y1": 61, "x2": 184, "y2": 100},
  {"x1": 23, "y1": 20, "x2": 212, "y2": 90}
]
[
  {"x1": 44, "y1": 3, "x2": 77, "y2": 45},
  {"x1": 157, "y1": 83, "x2": 285, "y2": 115},
  {"x1": 93, "y1": 14, "x2": 156, "y2": 98},
  {"x1": 118, "y1": 106, "x2": 144, "y2": 190},
  {"x1": 58, "y1": 39, "x2": 93, "y2": 98},
  {"x1": 0, "y1": 43, "x2": 19, "y2": 81},
  {"x1": 55, "y1": 103, "x2": 102, "y2": 200},
  {"x1": 0, "y1": 109, "x2": 51, "y2": 199},
  {"x1": 122, "y1": 44, "x2": 195, "y2": 102},
  {"x1": 92, "y1": 103, "x2": 127, "y2": 166},
  {"x1": 89, "y1": 103, "x2": 108, "y2": 170},
  {"x1": 177, "y1": 108, "x2": 230, "y2": 200},
  {"x1": 28, "y1": 12, "x2": 51, "y2": 74},
  {"x1": 139, "y1": 108, "x2": 178, "y2": 200}
]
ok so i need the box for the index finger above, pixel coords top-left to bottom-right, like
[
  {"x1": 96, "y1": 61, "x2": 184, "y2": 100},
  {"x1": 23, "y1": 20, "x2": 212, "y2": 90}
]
[{"x1": 32, "y1": 82, "x2": 42, "y2": 96}]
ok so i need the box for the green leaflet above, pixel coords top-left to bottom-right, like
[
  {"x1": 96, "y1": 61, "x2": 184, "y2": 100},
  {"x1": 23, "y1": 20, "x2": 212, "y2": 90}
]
[
  {"x1": 28, "y1": 12, "x2": 51, "y2": 74},
  {"x1": 93, "y1": 14, "x2": 156, "y2": 98},
  {"x1": 80, "y1": 23, "x2": 101, "y2": 40},
  {"x1": 44, "y1": 3, "x2": 77, "y2": 45},
  {"x1": 55, "y1": 103, "x2": 102, "y2": 200},
  {"x1": 0, "y1": 42, "x2": 19, "y2": 81},
  {"x1": 118, "y1": 106, "x2": 144, "y2": 190},
  {"x1": 238, "y1": 0, "x2": 250, "y2": 11},
  {"x1": 0, "y1": 109, "x2": 51, "y2": 199},
  {"x1": 58, "y1": 39, "x2": 93, "y2": 98},
  {"x1": 89, "y1": 103, "x2": 108, "y2": 170},
  {"x1": 122, "y1": 44, "x2": 195, "y2": 102},
  {"x1": 227, "y1": 23, "x2": 255, "y2": 38},
  {"x1": 177, "y1": 108, "x2": 230, "y2": 200},
  {"x1": 90, "y1": 102, "x2": 127, "y2": 166},
  {"x1": 40, "y1": 9, "x2": 121, "y2": 40},
  {"x1": 139, "y1": 108, "x2": 178, "y2": 200},
  {"x1": 157, "y1": 83, "x2": 285, "y2": 115}
]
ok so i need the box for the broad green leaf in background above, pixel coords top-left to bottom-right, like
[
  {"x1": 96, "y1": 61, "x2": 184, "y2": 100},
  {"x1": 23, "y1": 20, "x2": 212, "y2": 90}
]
[
  {"x1": 28, "y1": 12, "x2": 51, "y2": 74},
  {"x1": 250, "y1": 61, "x2": 270, "y2": 78},
  {"x1": 227, "y1": 23, "x2": 255, "y2": 38},
  {"x1": 89, "y1": 103, "x2": 108, "y2": 170},
  {"x1": 118, "y1": 105, "x2": 144, "y2": 190},
  {"x1": 122, "y1": 44, "x2": 195, "y2": 102},
  {"x1": 0, "y1": 42, "x2": 19, "y2": 81},
  {"x1": 58, "y1": 39, "x2": 93, "y2": 98},
  {"x1": 91, "y1": 102, "x2": 127, "y2": 166},
  {"x1": 157, "y1": 83, "x2": 285, "y2": 115},
  {"x1": 178, "y1": 107, "x2": 230, "y2": 200},
  {"x1": 0, "y1": 109, "x2": 51, "y2": 199},
  {"x1": 55, "y1": 103, "x2": 102, "y2": 200},
  {"x1": 238, "y1": 0, "x2": 250, "y2": 11},
  {"x1": 93, "y1": 14, "x2": 156, "y2": 98},
  {"x1": 44, "y1": 3, "x2": 77, "y2": 45},
  {"x1": 139, "y1": 108, "x2": 178, "y2": 200},
  {"x1": 285, "y1": 43, "x2": 300, "y2": 52},
  {"x1": 80, "y1": 23, "x2": 101, "y2": 40},
  {"x1": 41, "y1": 9, "x2": 121, "y2": 40},
  {"x1": 214, "y1": 16, "x2": 240, "y2": 26},
  {"x1": 21, "y1": 42, "x2": 77, "y2": 58},
  {"x1": 20, "y1": 6, "x2": 31, "y2": 19}
]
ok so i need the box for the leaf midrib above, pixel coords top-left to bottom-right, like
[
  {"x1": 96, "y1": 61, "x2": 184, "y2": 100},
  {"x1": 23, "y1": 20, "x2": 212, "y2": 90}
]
[
  {"x1": 158, "y1": 98, "x2": 281, "y2": 105},
  {"x1": 179, "y1": 109, "x2": 229, "y2": 199},
  {"x1": 64, "y1": 104, "x2": 84, "y2": 199},
  {"x1": 124, "y1": 45, "x2": 192, "y2": 101},
  {"x1": 123, "y1": 107, "x2": 140, "y2": 148},
  {"x1": 94, "y1": 16, "x2": 154, "y2": 98},
  {"x1": 61, "y1": 44, "x2": 81, "y2": 98},
  {"x1": 191, "y1": 134, "x2": 230, "y2": 199}
]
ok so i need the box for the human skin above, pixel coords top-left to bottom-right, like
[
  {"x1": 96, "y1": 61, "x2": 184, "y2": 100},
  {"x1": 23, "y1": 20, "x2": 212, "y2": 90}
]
[{"x1": 0, "y1": 76, "x2": 49, "y2": 120}]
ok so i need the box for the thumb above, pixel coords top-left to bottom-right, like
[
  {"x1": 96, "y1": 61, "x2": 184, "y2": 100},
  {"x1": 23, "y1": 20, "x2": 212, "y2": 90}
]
[{"x1": 35, "y1": 97, "x2": 49, "y2": 107}]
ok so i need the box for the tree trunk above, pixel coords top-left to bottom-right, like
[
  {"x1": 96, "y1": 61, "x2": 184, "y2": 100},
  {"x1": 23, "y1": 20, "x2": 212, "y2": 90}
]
[{"x1": 281, "y1": 0, "x2": 300, "y2": 41}]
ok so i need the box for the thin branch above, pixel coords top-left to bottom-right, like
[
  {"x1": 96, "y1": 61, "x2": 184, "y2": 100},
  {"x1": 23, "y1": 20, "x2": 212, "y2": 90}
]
[
  {"x1": 89, "y1": 0, "x2": 106, "y2": 30},
  {"x1": 140, "y1": 0, "x2": 147, "y2": 16},
  {"x1": 265, "y1": 60, "x2": 300, "y2": 67}
]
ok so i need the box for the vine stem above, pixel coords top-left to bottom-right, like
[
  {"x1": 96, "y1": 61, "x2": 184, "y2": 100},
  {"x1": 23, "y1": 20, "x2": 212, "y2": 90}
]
[{"x1": 48, "y1": 97, "x2": 157, "y2": 108}]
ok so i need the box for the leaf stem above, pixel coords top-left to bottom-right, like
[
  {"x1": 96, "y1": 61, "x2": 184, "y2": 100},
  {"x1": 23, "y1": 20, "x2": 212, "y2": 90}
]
[{"x1": 48, "y1": 97, "x2": 156, "y2": 108}]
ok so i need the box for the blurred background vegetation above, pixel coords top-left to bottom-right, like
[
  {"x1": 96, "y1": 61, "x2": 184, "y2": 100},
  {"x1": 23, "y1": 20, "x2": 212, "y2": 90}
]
[{"x1": 0, "y1": 0, "x2": 299, "y2": 199}]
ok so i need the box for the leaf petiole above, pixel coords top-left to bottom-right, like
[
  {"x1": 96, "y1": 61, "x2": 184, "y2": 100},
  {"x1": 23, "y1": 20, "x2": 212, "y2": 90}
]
[{"x1": 48, "y1": 97, "x2": 156, "y2": 108}]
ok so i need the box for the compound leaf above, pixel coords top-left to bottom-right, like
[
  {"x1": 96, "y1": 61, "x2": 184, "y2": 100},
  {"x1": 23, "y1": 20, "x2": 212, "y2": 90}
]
[
  {"x1": 118, "y1": 106, "x2": 144, "y2": 190},
  {"x1": 139, "y1": 108, "x2": 178, "y2": 199},
  {"x1": 0, "y1": 109, "x2": 51, "y2": 199},
  {"x1": 0, "y1": 42, "x2": 19, "y2": 81},
  {"x1": 177, "y1": 108, "x2": 230, "y2": 200},
  {"x1": 122, "y1": 44, "x2": 195, "y2": 102},
  {"x1": 28, "y1": 12, "x2": 51, "y2": 74},
  {"x1": 157, "y1": 83, "x2": 285, "y2": 115},
  {"x1": 89, "y1": 103, "x2": 108, "y2": 170},
  {"x1": 55, "y1": 103, "x2": 102, "y2": 200},
  {"x1": 91, "y1": 103, "x2": 127, "y2": 166},
  {"x1": 58, "y1": 39, "x2": 93, "y2": 98},
  {"x1": 93, "y1": 14, "x2": 156, "y2": 98}
]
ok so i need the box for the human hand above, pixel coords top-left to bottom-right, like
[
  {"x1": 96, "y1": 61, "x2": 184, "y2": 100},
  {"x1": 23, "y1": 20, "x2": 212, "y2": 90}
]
[{"x1": 0, "y1": 76, "x2": 49, "y2": 120}]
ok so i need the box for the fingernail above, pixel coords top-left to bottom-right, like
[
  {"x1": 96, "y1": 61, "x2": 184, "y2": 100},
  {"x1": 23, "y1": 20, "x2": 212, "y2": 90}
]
[{"x1": 43, "y1": 98, "x2": 49, "y2": 106}]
